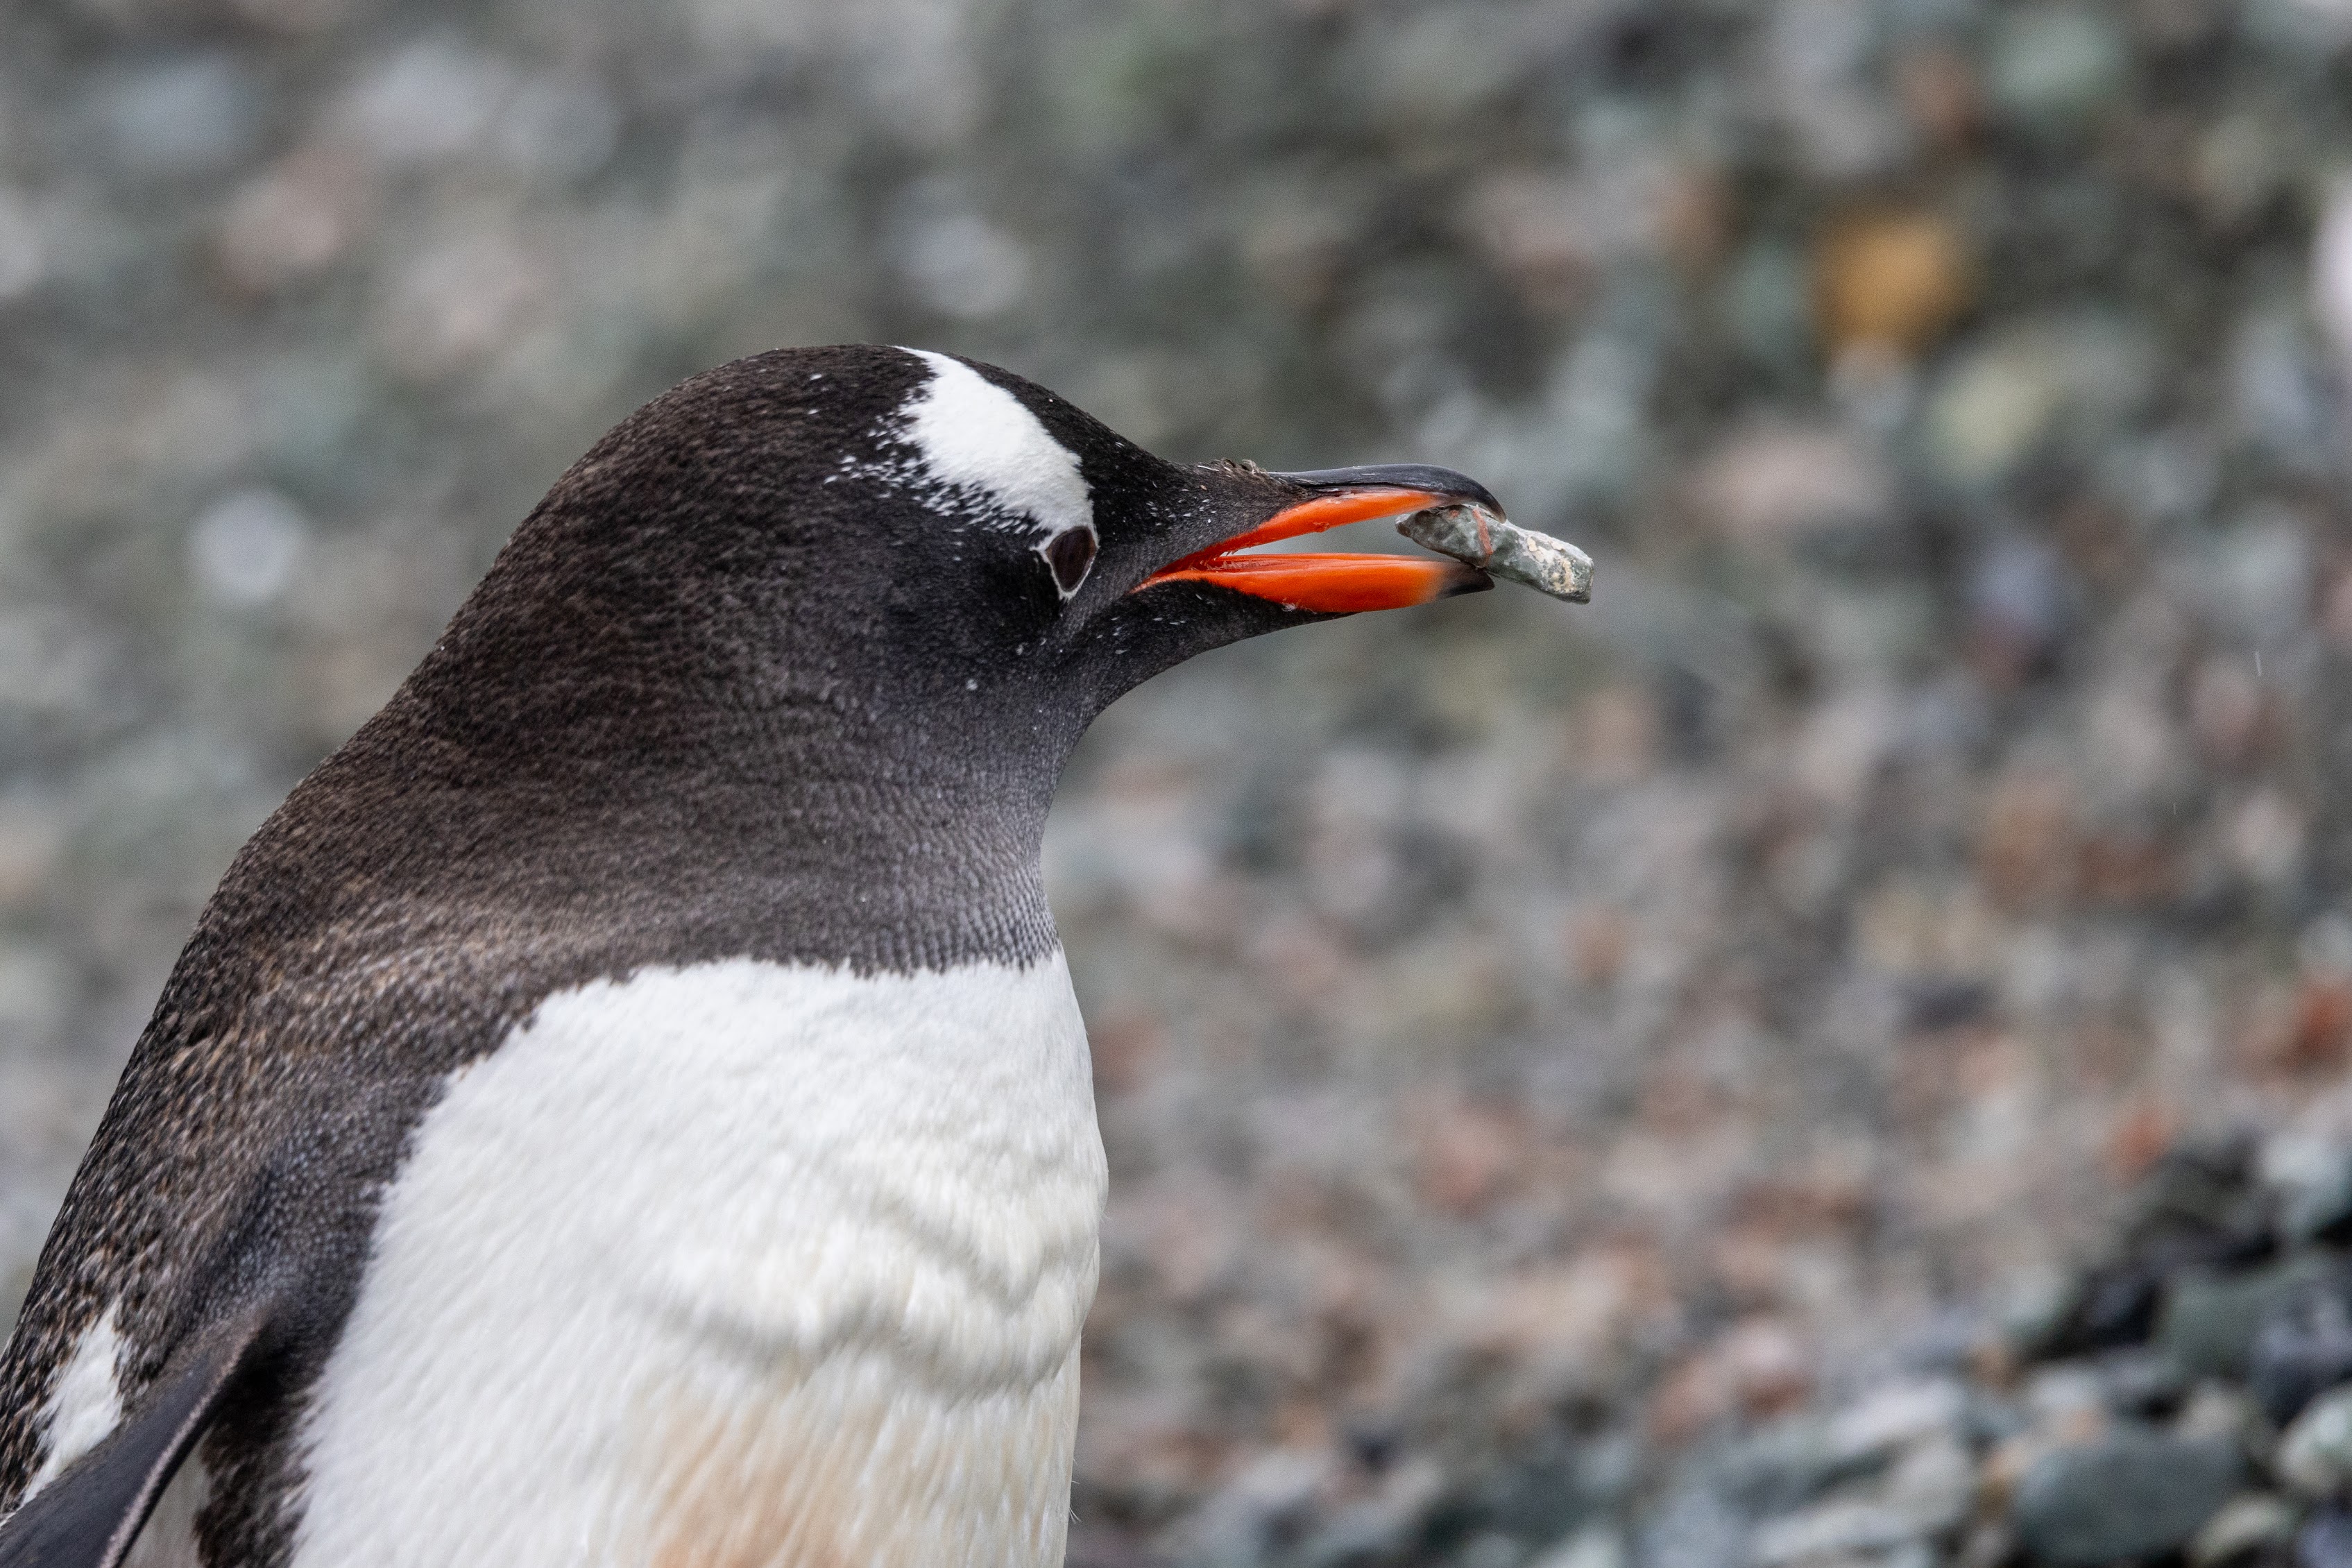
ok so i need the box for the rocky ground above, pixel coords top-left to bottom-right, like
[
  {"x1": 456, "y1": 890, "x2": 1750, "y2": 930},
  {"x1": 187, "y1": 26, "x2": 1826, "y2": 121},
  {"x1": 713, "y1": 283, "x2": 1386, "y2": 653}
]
[
  {"x1": 6, "y1": 0, "x2": 2352, "y2": 1563},
  {"x1": 1157, "y1": 1134, "x2": 2352, "y2": 1568}
]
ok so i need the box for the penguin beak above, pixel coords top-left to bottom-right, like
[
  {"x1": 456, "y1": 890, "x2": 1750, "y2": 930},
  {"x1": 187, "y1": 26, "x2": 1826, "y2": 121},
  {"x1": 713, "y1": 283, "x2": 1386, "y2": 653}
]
[{"x1": 1139, "y1": 464, "x2": 1498, "y2": 613}]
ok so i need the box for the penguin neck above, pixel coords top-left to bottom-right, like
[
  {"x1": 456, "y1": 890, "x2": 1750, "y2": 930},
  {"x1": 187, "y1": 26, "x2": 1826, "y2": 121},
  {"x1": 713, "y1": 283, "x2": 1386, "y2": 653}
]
[{"x1": 298, "y1": 672, "x2": 1075, "y2": 977}]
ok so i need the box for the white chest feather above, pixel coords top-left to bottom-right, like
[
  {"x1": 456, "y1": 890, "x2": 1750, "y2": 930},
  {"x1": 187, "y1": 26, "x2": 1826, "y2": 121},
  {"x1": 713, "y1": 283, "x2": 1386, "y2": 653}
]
[{"x1": 289, "y1": 953, "x2": 1105, "y2": 1568}]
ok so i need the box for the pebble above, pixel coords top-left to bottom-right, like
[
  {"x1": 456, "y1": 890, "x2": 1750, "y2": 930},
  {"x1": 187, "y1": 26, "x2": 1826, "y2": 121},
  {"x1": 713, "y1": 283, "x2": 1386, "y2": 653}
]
[
  {"x1": 1826, "y1": 1381, "x2": 1971, "y2": 1468},
  {"x1": 99, "y1": 55, "x2": 264, "y2": 178},
  {"x1": 1525, "y1": 1526, "x2": 1626, "y2": 1568},
  {"x1": 2160, "y1": 1256, "x2": 2344, "y2": 1381},
  {"x1": 2280, "y1": 1152, "x2": 2352, "y2": 1247},
  {"x1": 2190, "y1": 1494, "x2": 2302, "y2": 1567},
  {"x1": 2302, "y1": 1508, "x2": 2352, "y2": 1568},
  {"x1": 2175, "y1": 1382, "x2": 2265, "y2": 1446},
  {"x1": 2281, "y1": 1390, "x2": 2352, "y2": 1500},
  {"x1": 1985, "y1": 7, "x2": 2128, "y2": 128},
  {"x1": 2011, "y1": 1430, "x2": 2242, "y2": 1567},
  {"x1": 189, "y1": 488, "x2": 312, "y2": 611},
  {"x1": 2253, "y1": 1292, "x2": 2352, "y2": 1424},
  {"x1": 1395, "y1": 504, "x2": 1594, "y2": 604},
  {"x1": 1752, "y1": 1498, "x2": 1920, "y2": 1565},
  {"x1": 1812, "y1": 211, "x2": 1972, "y2": 360}
]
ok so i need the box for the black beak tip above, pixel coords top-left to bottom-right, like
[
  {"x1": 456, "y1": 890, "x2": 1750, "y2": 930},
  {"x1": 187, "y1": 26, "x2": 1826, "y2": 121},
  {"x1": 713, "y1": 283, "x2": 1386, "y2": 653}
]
[{"x1": 1272, "y1": 463, "x2": 1505, "y2": 517}]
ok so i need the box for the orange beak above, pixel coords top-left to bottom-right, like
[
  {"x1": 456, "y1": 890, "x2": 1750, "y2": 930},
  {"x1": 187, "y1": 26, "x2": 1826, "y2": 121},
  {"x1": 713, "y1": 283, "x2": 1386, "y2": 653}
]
[{"x1": 1138, "y1": 489, "x2": 1487, "y2": 613}]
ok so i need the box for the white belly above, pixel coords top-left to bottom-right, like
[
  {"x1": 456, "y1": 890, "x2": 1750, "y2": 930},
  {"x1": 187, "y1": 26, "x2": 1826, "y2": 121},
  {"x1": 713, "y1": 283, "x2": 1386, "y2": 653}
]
[{"x1": 287, "y1": 952, "x2": 1106, "y2": 1568}]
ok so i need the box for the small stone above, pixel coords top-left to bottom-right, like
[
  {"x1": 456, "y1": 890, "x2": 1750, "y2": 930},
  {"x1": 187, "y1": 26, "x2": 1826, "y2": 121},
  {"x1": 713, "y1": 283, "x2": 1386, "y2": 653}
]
[
  {"x1": 2231, "y1": 307, "x2": 2335, "y2": 467},
  {"x1": 2192, "y1": 511, "x2": 2316, "y2": 650},
  {"x1": 1928, "y1": 317, "x2": 2155, "y2": 486},
  {"x1": 214, "y1": 151, "x2": 373, "y2": 294},
  {"x1": 2160, "y1": 1256, "x2": 2344, "y2": 1381},
  {"x1": 2301, "y1": 1506, "x2": 2352, "y2": 1568},
  {"x1": 494, "y1": 75, "x2": 622, "y2": 185},
  {"x1": 2281, "y1": 1390, "x2": 2352, "y2": 1499},
  {"x1": 892, "y1": 206, "x2": 1032, "y2": 321},
  {"x1": 1689, "y1": 423, "x2": 1897, "y2": 552},
  {"x1": 0, "y1": 944, "x2": 76, "y2": 1046},
  {"x1": 2195, "y1": 113, "x2": 2287, "y2": 231},
  {"x1": 2096, "y1": 1349, "x2": 2192, "y2": 1418},
  {"x1": 375, "y1": 232, "x2": 548, "y2": 383},
  {"x1": 1929, "y1": 343, "x2": 2066, "y2": 486},
  {"x1": 2317, "y1": 180, "x2": 2352, "y2": 391},
  {"x1": 2265, "y1": 1140, "x2": 2352, "y2": 1238},
  {"x1": 2011, "y1": 1429, "x2": 2241, "y2": 1567},
  {"x1": 2022, "y1": 1363, "x2": 2097, "y2": 1429},
  {"x1": 0, "y1": 189, "x2": 46, "y2": 302},
  {"x1": 188, "y1": 488, "x2": 311, "y2": 611},
  {"x1": 1883, "y1": 1434, "x2": 1977, "y2": 1536},
  {"x1": 2190, "y1": 1494, "x2": 2301, "y2": 1567},
  {"x1": 1637, "y1": 1484, "x2": 1750, "y2": 1568},
  {"x1": 2253, "y1": 1290, "x2": 2352, "y2": 1424},
  {"x1": 1292, "y1": 1456, "x2": 1444, "y2": 1568},
  {"x1": 1826, "y1": 1380, "x2": 1971, "y2": 1467},
  {"x1": 1181, "y1": 1447, "x2": 1334, "y2": 1567},
  {"x1": 1713, "y1": 1413, "x2": 1846, "y2": 1513},
  {"x1": 1985, "y1": 7, "x2": 2127, "y2": 129},
  {"x1": 1725, "y1": 241, "x2": 1813, "y2": 364},
  {"x1": 1956, "y1": 1521, "x2": 2018, "y2": 1568},
  {"x1": 1744, "y1": 1429, "x2": 1977, "y2": 1567},
  {"x1": 1752, "y1": 1497, "x2": 1921, "y2": 1567},
  {"x1": 99, "y1": 54, "x2": 265, "y2": 178},
  {"x1": 335, "y1": 40, "x2": 518, "y2": 165},
  {"x1": 1812, "y1": 211, "x2": 1972, "y2": 361},
  {"x1": 1395, "y1": 505, "x2": 1592, "y2": 604},
  {"x1": 1452, "y1": 1533, "x2": 1525, "y2": 1568},
  {"x1": 2175, "y1": 1382, "x2": 2263, "y2": 1446},
  {"x1": 1460, "y1": 166, "x2": 1671, "y2": 308},
  {"x1": 1968, "y1": 536, "x2": 2074, "y2": 676},
  {"x1": 2004, "y1": 1270, "x2": 2086, "y2": 1356},
  {"x1": 1526, "y1": 1526, "x2": 1626, "y2": 1568}
]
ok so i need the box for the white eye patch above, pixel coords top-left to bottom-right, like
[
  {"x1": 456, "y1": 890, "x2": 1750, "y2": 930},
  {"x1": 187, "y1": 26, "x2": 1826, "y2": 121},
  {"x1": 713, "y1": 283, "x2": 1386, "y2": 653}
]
[{"x1": 898, "y1": 349, "x2": 1093, "y2": 543}]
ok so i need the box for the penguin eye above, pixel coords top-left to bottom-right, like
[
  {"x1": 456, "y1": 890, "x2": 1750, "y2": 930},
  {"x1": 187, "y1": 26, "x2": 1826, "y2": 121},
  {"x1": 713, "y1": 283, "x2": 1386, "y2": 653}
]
[{"x1": 1038, "y1": 525, "x2": 1098, "y2": 600}]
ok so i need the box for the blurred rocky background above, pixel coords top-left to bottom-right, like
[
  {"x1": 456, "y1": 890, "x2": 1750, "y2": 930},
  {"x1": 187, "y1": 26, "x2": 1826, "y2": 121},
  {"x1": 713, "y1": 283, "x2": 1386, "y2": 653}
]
[{"x1": 6, "y1": 0, "x2": 2352, "y2": 1562}]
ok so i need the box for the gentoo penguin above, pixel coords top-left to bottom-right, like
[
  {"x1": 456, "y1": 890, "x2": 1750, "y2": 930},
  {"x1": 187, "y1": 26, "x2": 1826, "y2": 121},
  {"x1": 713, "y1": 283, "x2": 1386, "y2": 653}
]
[{"x1": 0, "y1": 344, "x2": 1503, "y2": 1568}]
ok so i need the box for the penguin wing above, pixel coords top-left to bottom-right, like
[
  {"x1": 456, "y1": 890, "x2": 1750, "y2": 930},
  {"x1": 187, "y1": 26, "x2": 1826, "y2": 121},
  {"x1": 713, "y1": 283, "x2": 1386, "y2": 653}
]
[{"x1": 0, "y1": 1306, "x2": 271, "y2": 1568}]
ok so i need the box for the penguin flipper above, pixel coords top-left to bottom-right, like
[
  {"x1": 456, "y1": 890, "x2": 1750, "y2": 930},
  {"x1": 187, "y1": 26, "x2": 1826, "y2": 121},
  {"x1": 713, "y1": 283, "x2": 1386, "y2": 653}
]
[{"x1": 0, "y1": 1306, "x2": 271, "y2": 1568}]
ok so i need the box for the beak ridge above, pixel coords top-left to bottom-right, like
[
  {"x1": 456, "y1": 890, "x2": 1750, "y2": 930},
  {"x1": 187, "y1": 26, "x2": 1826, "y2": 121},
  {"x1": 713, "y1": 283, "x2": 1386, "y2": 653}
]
[{"x1": 1270, "y1": 464, "x2": 1504, "y2": 516}]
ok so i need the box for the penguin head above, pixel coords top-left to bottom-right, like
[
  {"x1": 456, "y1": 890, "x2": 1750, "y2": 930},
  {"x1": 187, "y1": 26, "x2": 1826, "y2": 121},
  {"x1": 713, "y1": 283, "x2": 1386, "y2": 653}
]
[
  {"x1": 401, "y1": 343, "x2": 1499, "y2": 787},
  {"x1": 826, "y1": 346, "x2": 1502, "y2": 719}
]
